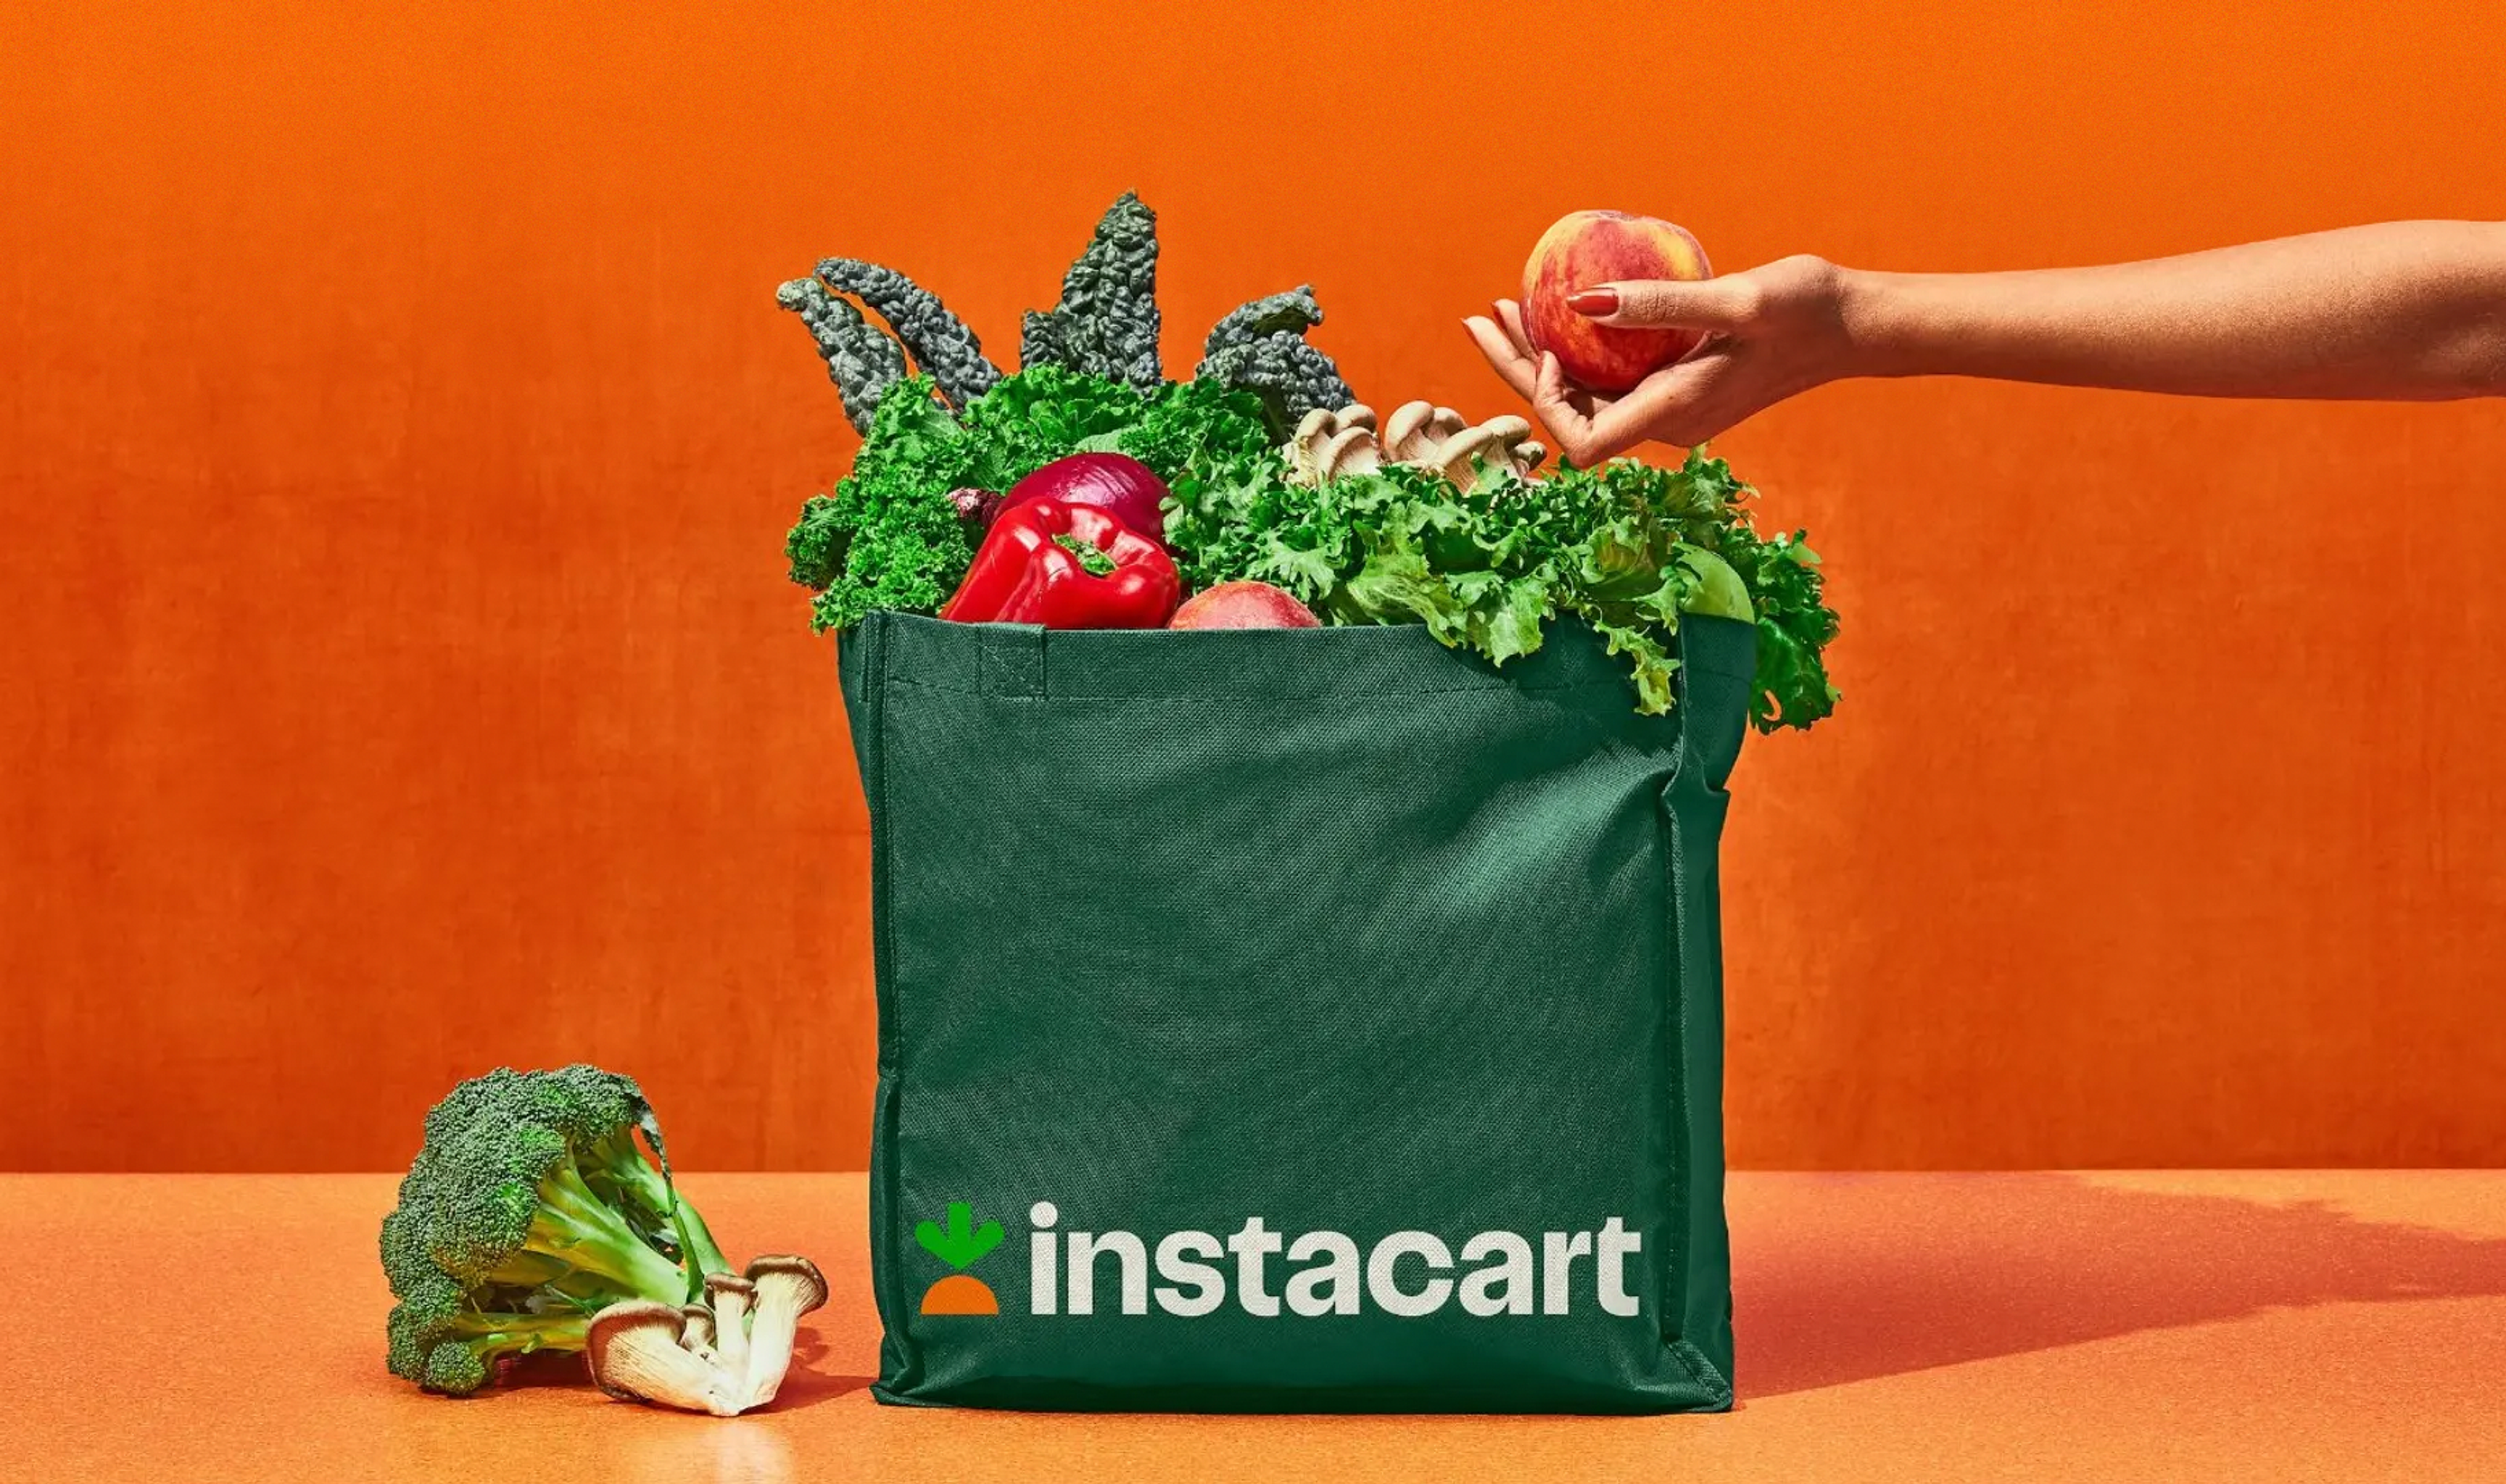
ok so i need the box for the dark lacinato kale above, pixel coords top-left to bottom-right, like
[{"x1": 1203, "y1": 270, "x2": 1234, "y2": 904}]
[
  {"x1": 1193, "y1": 284, "x2": 1352, "y2": 435},
  {"x1": 1020, "y1": 191, "x2": 1162, "y2": 390},
  {"x1": 1202, "y1": 285, "x2": 1326, "y2": 348},
  {"x1": 1195, "y1": 336, "x2": 1354, "y2": 436},
  {"x1": 813, "y1": 257, "x2": 1002, "y2": 410},
  {"x1": 774, "y1": 278, "x2": 908, "y2": 431}
]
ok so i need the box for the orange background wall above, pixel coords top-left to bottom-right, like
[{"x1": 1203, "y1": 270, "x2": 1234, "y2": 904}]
[{"x1": 6, "y1": 1, "x2": 2502, "y2": 1172}]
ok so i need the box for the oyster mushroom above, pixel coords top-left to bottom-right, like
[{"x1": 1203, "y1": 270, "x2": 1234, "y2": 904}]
[
  {"x1": 680, "y1": 1302, "x2": 718, "y2": 1364},
  {"x1": 1434, "y1": 426, "x2": 1509, "y2": 489},
  {"x1": 1383, "y1": 401, "x2": 1439, "y2": 463},
  {"x1": 741, "y1": 1255, "x2": 832, "y2": 1410},
  {"x1": 1317, "y1": 426, "x2": 1381, "y2": 478},
  {"x1": 706, "y1": 1273, "x2": 756, "y2": 1383},
  {"x1": 585, "y1": 1301, "x2": 745, "y2": 1417},
  {"x1": 1291, "y1": 406, "x2": 1386, "y2": 483}
]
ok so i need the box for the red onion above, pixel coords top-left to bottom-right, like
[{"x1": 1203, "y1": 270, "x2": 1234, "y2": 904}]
[
  {"x1": 948, "y1": 486, "x2": 1003, "y2": 530},
  {"x1": 1000, "y1": 453, "x2": 1173, "y2": 547}
]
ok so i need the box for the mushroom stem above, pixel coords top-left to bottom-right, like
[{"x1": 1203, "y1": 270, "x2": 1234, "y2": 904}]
[
  {"x1": 585, "y1": 1301, "x2": 746, "y2": 1417},
  {"x1": 680, "y1": 1302, "x2": 718, "y2": 1364},
  {"x1": 740, "y1": 1256, "x2": 831, "y2": 1410},
  {"x1": 706, "y1": 1274, "x2": 755, "y2": 1383}
]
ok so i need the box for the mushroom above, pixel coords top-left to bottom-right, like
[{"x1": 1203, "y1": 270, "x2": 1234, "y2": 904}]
[
  {"x1": 1383, "y1": 401, "x2": 1439, "y2": 463},
  {"x1": 1475, "y1": 415, "x2": 1543, "y2": 483},
  {"x1": 705, "y1": 1273, "x2": 756, "y2": 1383},
  {"x1": 1434, "y1": 426, "x2": 1508, "y2": 489},
  {"x1": 1289, "y1": 408, "x2": 1341, "y2": 483},
  {"x1": 740, "y1": 1255, "x2": 831, "y2": 1410},
  {"x1": 679, "y1": 1302, "x2": 718, "y2": 1364},
  {"x1": 1291, "y1": 406, "x2": 1387, "y2": 484},
  {"x1": 585, "y1": 1300, "x2": 746, "y2": 1417},
  {"x1": 1317, "y1": 426, "x2": 1381, "y2": 479}
]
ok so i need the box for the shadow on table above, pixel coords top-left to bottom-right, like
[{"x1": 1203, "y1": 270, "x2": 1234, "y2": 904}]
[
  {"x1": 1738, "y1": 1173, "x2": 2506, "y2": 1398},
  {"x1": 761, "y1": 1327, "x2": 873, "y2": 1412}
]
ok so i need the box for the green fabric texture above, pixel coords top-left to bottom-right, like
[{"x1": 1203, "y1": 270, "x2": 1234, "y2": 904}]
[{"x1": 841, "y1": 611, "x2": 1753, "y2": 1414}]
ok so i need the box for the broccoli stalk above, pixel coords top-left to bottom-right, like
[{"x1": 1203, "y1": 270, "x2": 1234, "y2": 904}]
[
  {"x1": 577, "y1": 1121, "x2": 732, "y2": 1280},
  {"x1": 380, "y1": 1065, "x2": 729, "y2": 1397},
  {"x1": 483, "y1": 1158, "x2": 694, "y2": 1298}
]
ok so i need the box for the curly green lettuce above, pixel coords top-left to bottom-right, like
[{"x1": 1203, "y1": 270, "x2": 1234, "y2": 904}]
[
  {"x1": 783, "y1": 362, "x2": 1837, "y2": 729},
  {"x1": 782, "y1": 370, "x2": 1275, "y2": 631},
  {"x1": 1165, "y1": 447, "x2": 1839, "y2": 728},
  {"x1": 785, "y1": 380, "x2": 978, "y2": 631}
]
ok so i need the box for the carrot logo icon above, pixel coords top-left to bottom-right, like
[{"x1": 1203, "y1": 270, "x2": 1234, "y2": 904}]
[{"x1": 916, "y1": 1201, "x2": 1004, "y2": 1315}]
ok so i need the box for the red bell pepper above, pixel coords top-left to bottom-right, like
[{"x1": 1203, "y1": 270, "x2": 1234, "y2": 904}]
[{"x1": 939, "y1": 497, "x2": 1181, "y2": 629}]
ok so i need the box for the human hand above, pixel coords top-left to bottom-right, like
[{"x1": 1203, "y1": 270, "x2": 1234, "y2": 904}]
[{"x1": 1463, "y1": 254, "x2": 1854, "y2": 465}]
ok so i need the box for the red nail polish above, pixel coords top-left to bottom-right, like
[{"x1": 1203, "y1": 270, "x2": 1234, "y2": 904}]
[{"x1": 1568, "y1": 288, "x2": 1619, "y2": 316}]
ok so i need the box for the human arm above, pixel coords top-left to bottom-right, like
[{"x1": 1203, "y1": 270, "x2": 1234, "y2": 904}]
[{"x1": 1465, "y1": 220, "x2": 2506, "y2": 464}]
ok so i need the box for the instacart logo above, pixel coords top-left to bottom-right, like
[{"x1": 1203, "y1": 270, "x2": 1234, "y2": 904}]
[
  {"x1": 915, "y1": 1201, "x2": 1006, "y2": 1314},
  {"x1": 916, "y1": 1200, "x2": 1645, "y2": 1319}
]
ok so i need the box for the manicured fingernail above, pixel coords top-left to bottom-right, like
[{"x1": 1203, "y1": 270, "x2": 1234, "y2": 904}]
[{"x1": 1568, "y1": 288, "x2": 1619, "y2": 316}]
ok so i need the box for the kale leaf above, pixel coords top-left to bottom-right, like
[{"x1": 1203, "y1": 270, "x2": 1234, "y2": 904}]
[
  {"x1": 774, "y1": 278, "x2": 908, "y2": 432},
  {"x1": 1020, "y1": 192, "x2": 1162, "y2": 390}
]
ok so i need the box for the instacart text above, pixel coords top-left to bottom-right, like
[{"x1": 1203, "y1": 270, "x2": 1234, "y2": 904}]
[{"x1": 1021, "y1": 1202, "x2": 1644, "y2": 1319}]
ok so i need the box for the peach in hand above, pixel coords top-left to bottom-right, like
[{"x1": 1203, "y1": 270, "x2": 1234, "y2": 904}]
[{"x1": 1521, "y1": 210, "x2": 1713, "y2": 394}]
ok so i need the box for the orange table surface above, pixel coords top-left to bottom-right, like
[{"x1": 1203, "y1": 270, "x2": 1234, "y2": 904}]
[{"x1": 4, "y1": 1172, "x2": 2499, "y2": 1483}]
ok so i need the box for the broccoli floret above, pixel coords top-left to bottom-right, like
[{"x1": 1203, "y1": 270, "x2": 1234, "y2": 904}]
[
  {"x1": 1019, "y1": 191, "x2": 1161, "y2": 390},
  {"x1": 379, "y1": 1066, "x2": 730, "y2": 1397},
  {"x1": 813, "y1": 258, "x2": 1002, "y2": 410},
  {"x1": 776, "y1": 277, "x2": 908, "y2": 432}
]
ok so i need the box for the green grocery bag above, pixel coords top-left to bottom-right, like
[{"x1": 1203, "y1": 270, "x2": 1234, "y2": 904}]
[{"x1": 840, "y1": 609, "x2": 1754, "y2": 1414}]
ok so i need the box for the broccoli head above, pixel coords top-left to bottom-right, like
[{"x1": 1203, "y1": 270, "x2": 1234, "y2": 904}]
[{"x1": 380, "y1": 1065, "x2": 732, "y2": 1396}]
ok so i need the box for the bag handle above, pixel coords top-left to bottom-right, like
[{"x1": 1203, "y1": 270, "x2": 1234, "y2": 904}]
[
  {"x1": 1674, "y1": 617, "x2": 1756, "y2": 793},
  {"x1": 977, "y1": 624, "x2": 1049, "y2": 698}
]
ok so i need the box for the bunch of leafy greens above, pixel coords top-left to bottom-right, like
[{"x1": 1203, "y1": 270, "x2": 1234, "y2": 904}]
[
  {"x1": 784, "y1": 369, "x2": 1837, "y2": 729},
  {"x1": 783, "y1": 370, "x2": 1272, "y2": 631},
  {"x1": 1165, "y1": 448, "x2": 1837, "y2": 729}
]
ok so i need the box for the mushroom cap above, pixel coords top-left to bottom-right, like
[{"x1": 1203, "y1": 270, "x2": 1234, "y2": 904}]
[
  {"x1": 1384, "y1": 402, "x2": 1436, "y2": 460},
  {"x1": 1318, "y1": 426, "x2": 1381, "y2": 478},
  {"x1": 704, "y1": 1272, "x2": 757, "y2": 1303},
  {"x1": 679, "y1": 1302, "x2": 716, "y2": 1342},
  {"x1": 1336, "y1": 403, "x2": 1377, "y2": 431},
  {"x1": 745, "y1": 1254, "x2": 830, "y2": 1314},
  {"x1": 1435, "y1": 428, "x2": 1506, "y2": 486},
  {"x1": 1480, "y1": 414, "x2": 1534, "y2": 444},
  {"x1": 584, "y1": 1300, "x2": 687, "y2": 1403},
  {"x1": 1293, "y1": 407, "x2": 1337, "y2": 447}
]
